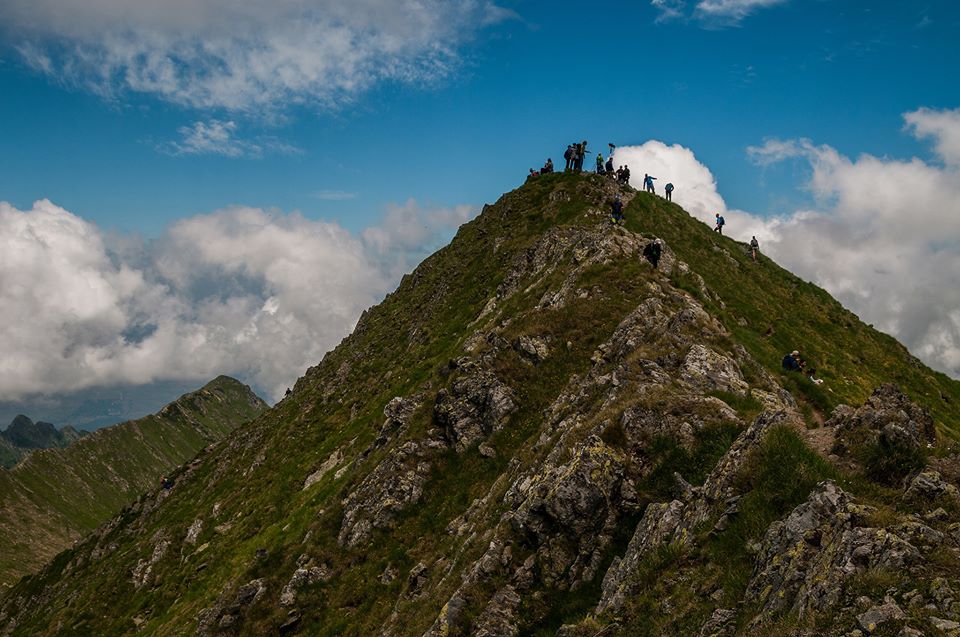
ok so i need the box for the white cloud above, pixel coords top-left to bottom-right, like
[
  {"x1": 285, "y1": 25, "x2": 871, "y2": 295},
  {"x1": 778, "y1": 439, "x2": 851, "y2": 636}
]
[
  {"x1": 613, "y1": 140, "x2": 727, "y2": 221},
  {"x1": 652, "y1": 0, "x2": 787, "y2": 25},
  {"x1": 1, "y1": 0, "x2": 510, "y2": 113},
  {"x1": 615, "y1": 108, "x2": 960, "y2": 379},
  {"x1": 904, "y1": 107, "x2": 960, "y2": 166},
  {"x1": 160, "y1": 119, "x2": 302, "y2": 158},
  {"x1": 0, "y1": 198, "x2": 475, "y2": 401}
]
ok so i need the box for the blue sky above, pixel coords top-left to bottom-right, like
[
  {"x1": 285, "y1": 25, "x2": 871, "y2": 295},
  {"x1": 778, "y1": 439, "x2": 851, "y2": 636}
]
[
  {"x1": 2, "y1": 1, "x2": 956, "y2": 234},
  {"x1": 1, "y1": 0, "x2": 959, "y2": 408}
]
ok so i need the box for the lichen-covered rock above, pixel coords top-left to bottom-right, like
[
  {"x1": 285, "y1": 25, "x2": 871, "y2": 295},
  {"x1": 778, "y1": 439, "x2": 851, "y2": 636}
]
[
  {"x1": 857, "y1": 602, "x2": 906, "y2": 632},
  {"x1": 905, "y1": 470, "x2": 960, "y2": 504},
  {"x1": 279, "y1": 565, "x2": 331, "y2": 607},
  {"x1": 338, "y1": 436, "x2": 446, "y2": 547},
  {"x1": 698, "y1": 608, "x2": 737, "y2": 637},
  {"x1": 830, "y1": 384, "x2": 936, "y2": 456},
  {"x1": 509, "y1": 435, "x2": 626, "y2": 588},
  {"x1": 514, "y1": 335, "x2": 549, "y2": 363},
  {"x1": 473, "y1": 586, "x2": 521, "y2": 637},
  {"x1": 434, "y1": 360, "x2": 516, "y2": 452},
  {"x1": 196, "y1": 578, "x2": 267, "y2": 637},
  {"x1": 745, "y1": 481, "x2": 920, "y2": 624},
  {"x1": 681, "y1": 344, "x2": 749, "y2": 395},
  {"x1": 597, "y1": 410, "x2": 787, "y2": 614}
]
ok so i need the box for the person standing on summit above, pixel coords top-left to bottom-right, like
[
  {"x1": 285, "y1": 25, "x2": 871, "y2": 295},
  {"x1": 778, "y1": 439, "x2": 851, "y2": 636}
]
[
  {"x1": 714, "y1": 213, "x2": 725, "y2": 234},
  {"x1": 664, "y1": 182, "x2": 674, "y2": 201},
  {"x1": 564, "y1": 145, "x2": 574, "y2": 171}
]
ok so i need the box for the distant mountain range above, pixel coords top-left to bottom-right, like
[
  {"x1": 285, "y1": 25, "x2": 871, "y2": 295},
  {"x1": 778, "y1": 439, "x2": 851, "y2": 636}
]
[
  {"x1": 0, "y1": 416, "x2": 87, "y2": 469},
  {"x1": 0, "y1": 379, "x2": 217, "y2": 433},
  {"x1": 0, "y1": 375, "x2": 267, "y2": 588}
]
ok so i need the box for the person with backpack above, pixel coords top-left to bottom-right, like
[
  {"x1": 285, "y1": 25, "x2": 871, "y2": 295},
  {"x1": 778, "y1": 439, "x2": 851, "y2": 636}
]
[
  {"x1": 605, "y1": 156, "x2": 615, "y2": 175},
  {"x1": 564, "y1": 145, "x2": 574, "y2": 171},
  {"x1": 622, "y1": 166, "x2": 631, "y2": 185},
  {"x1": 596, "y1": 153, "x2": 604, "y2": 174},
  {"x1": 664, "y1": 182, "x2": 674, "y2": 201},
  {"x1": 714, "y1": 213, "x2": 725, "y2": 235},
  {"x1": 749, "y1": 236, "x2": 759, "y2": 261},
  {"x1": 572, "y1": 141, "x2": 586, "y2": 172},
  {"x1": 781, "y1": 350, "x2": 802, "y2": 372},
  {"x1": 610, "y1": 196, "x2": 624, "y2": 225},
  {"x1": 642, "y1": 239, "x2": 662, "y2": 269}
]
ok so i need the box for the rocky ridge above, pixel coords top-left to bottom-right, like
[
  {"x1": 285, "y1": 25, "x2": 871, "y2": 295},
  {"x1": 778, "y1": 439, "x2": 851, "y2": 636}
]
[{"x1": 1, "y1": 174, "x2": 959, "y2": 636}]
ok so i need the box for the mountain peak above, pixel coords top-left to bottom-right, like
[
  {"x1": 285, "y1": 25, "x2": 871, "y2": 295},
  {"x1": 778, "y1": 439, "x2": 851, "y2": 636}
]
[{"x1": 2, "y1": 174, "x2": 958, "y2": 636}]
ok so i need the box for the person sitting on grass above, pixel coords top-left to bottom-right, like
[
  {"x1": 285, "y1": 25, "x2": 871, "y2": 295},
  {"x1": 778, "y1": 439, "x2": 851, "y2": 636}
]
[{"x1": 782, "y1": 350, "x2": 802, "y2": 372}]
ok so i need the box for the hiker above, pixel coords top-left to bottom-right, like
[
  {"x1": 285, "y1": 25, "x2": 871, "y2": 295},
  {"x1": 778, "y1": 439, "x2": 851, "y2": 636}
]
[
  {"x1": 285, "y1": 387, "x2": 292, "y2": 396},
  {"x1": 665, "y1": 182, "x2": 674, "y2": 201},
  {"x1": 610, "y1": 196, "x2": 624, "y2": 225},
  {"x1": 643, "y1": 239, "x2": 662, "y2": 269},
  {"x1": 564, "y1": 145, "x2": 574, "y2": 171},
  {"x1": 644, "y1": 174, "x2": 657, "y2": 194},
  {"x1": 527, "y1": 168, "x2": 539, "y2": 181},
  {"x1": 622, "y1": 166, "x2": 631, "y2": 185},
  {"x1": 781, "y1": 350, "x2": 802, "y2": 372},
  {"x1": 543, "y1": 158, "x2": 554, "y2": 174},
  {"x1": 714, "y1": 213, "x2": 725, "y2": 234},
  {"x1": 160, "y1": 476, "x2": 173, "y2": 490},
  {"x1": 596, "y1": 153, "x2": 604, "y2": 174},
  {"x1": 749, "y1": 236, "x2": 759, "y2": 261},
  {"x1": 576, "y1": 141, "x2": 588, "y2": 172},
  {"x1": 605, "y1": 156, "x2": 614, "y2": 175}
]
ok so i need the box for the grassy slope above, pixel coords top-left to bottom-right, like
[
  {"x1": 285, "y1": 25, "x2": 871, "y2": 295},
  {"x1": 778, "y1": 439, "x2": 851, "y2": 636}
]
[
  {"x1": 623, "y1": 190, "x2": 960, "y2": 437},
  {"x1": 0, "y1": 376, "x2": 267, "y2": 588},
  {"x1": 3, "y1": 174, "x2": 958, "y2": 636}
]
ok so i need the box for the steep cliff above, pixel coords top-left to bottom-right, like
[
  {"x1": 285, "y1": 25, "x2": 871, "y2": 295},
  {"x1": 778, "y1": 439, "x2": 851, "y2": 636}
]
[{"x1": 1, "y1": 174, "x2": 958, "y2": 637}]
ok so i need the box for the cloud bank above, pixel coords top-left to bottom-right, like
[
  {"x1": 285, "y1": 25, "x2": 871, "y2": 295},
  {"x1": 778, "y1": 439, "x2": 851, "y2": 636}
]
[
  {"x1": 613, "y1": 108, "x2": 960, "y2": 379},
  {"x1": 0, "y1": 199, "x2": 475, "y2": 401},
  {"x1": 1, "y1": 0, "x2": 509, "y2": 113}
]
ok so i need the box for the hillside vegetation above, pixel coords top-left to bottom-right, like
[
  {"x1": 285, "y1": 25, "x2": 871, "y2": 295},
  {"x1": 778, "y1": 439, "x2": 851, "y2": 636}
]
[
  {"x1": 0, "y1": 376, "x2": 267, "y2": 588},
  {"x1": 1, "y1": 174, "x2": 958, "y2": 637}
]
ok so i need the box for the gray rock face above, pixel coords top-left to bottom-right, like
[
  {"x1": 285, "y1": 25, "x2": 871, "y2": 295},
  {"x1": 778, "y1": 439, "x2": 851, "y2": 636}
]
[
  {"x1": 745, "y1": 481, "x2": 920, "y2": 624},
  {"x1": 338, "y1": 436, "x2": 446, "y2": 547},
  {"x1": 196, "y1": 578, "x2": 267, "y2": 636},
  {"x1": 905, "y1": 470, "x2": 960, "y2": 503},
  {"x1": 857, "y1": 602, "x2": 906, "y2": 632},
  {"x1": 473, "y1": 586, "x2": 521, "y2": 637},
  {"x1": 681, "y1": 344, "x2": 749, "y2": 395},
  {"x1": 434, "y1": 359, "x2": 516, "y2": 452},
  {"x1": 830, "y1": 384, "x2": 936, "y2": 455},
  {"x1": 698, "y1": 608, "x2": 737, "y2": 637},
  {"x1": 279, "y1": 565, "x2": 331, "y2": 607},
  {"x1": 596, "y1": 410, "x2": 789, "y2": 614},
  {"x1": 509, "y1": 436, "x2": 627, "y2": 589}
]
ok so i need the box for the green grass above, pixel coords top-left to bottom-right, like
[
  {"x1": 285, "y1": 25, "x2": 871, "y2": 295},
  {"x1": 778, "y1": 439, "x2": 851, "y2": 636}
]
[{"x1": 5, "y1": 173, "x2": 960, "y2": 637}]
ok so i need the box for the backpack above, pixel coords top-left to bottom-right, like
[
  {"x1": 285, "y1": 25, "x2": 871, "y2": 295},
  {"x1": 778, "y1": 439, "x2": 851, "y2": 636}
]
[{"x1": 717, "y1": 216, "x2": 725, "y2": 226}]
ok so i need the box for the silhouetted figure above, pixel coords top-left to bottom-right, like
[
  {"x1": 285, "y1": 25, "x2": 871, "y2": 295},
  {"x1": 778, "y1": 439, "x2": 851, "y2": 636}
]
[
  {"x1": 714, "y1": 213, "x2": 725, "y2": 234},
  {"x1": 643, "y1": 240, "x2": 662, "y2": 269},
  {"x1": 610, "y1": 196, "x2": 624, "y2": 224},
  {"x1": 564, "y1": 145, "x2": 574, "y2": 171},
  {"x1": 665, "y1": 182, "x2": 674, "y2": 201},
  {"x1": 750, "y1": 236, "x2": 759, "y2": 261}
]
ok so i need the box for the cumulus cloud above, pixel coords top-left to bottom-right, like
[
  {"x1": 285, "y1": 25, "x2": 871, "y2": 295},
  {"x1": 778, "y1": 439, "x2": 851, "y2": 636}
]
[
  {"x1": 652, "y1": 0, "x2": 787, "y2": 25},
  {"x1": 614, "y1": 107, "x2": 960, "y2": 379},
  {"x1": 0, "y1": 198, "x2": 475, "y2": 401},
  {"x1": 1, "y1": 0, "x2": 510, "y2": 113},
  {"x1": 903, "y1": 107, "x2": 960, "y2": 166}
]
